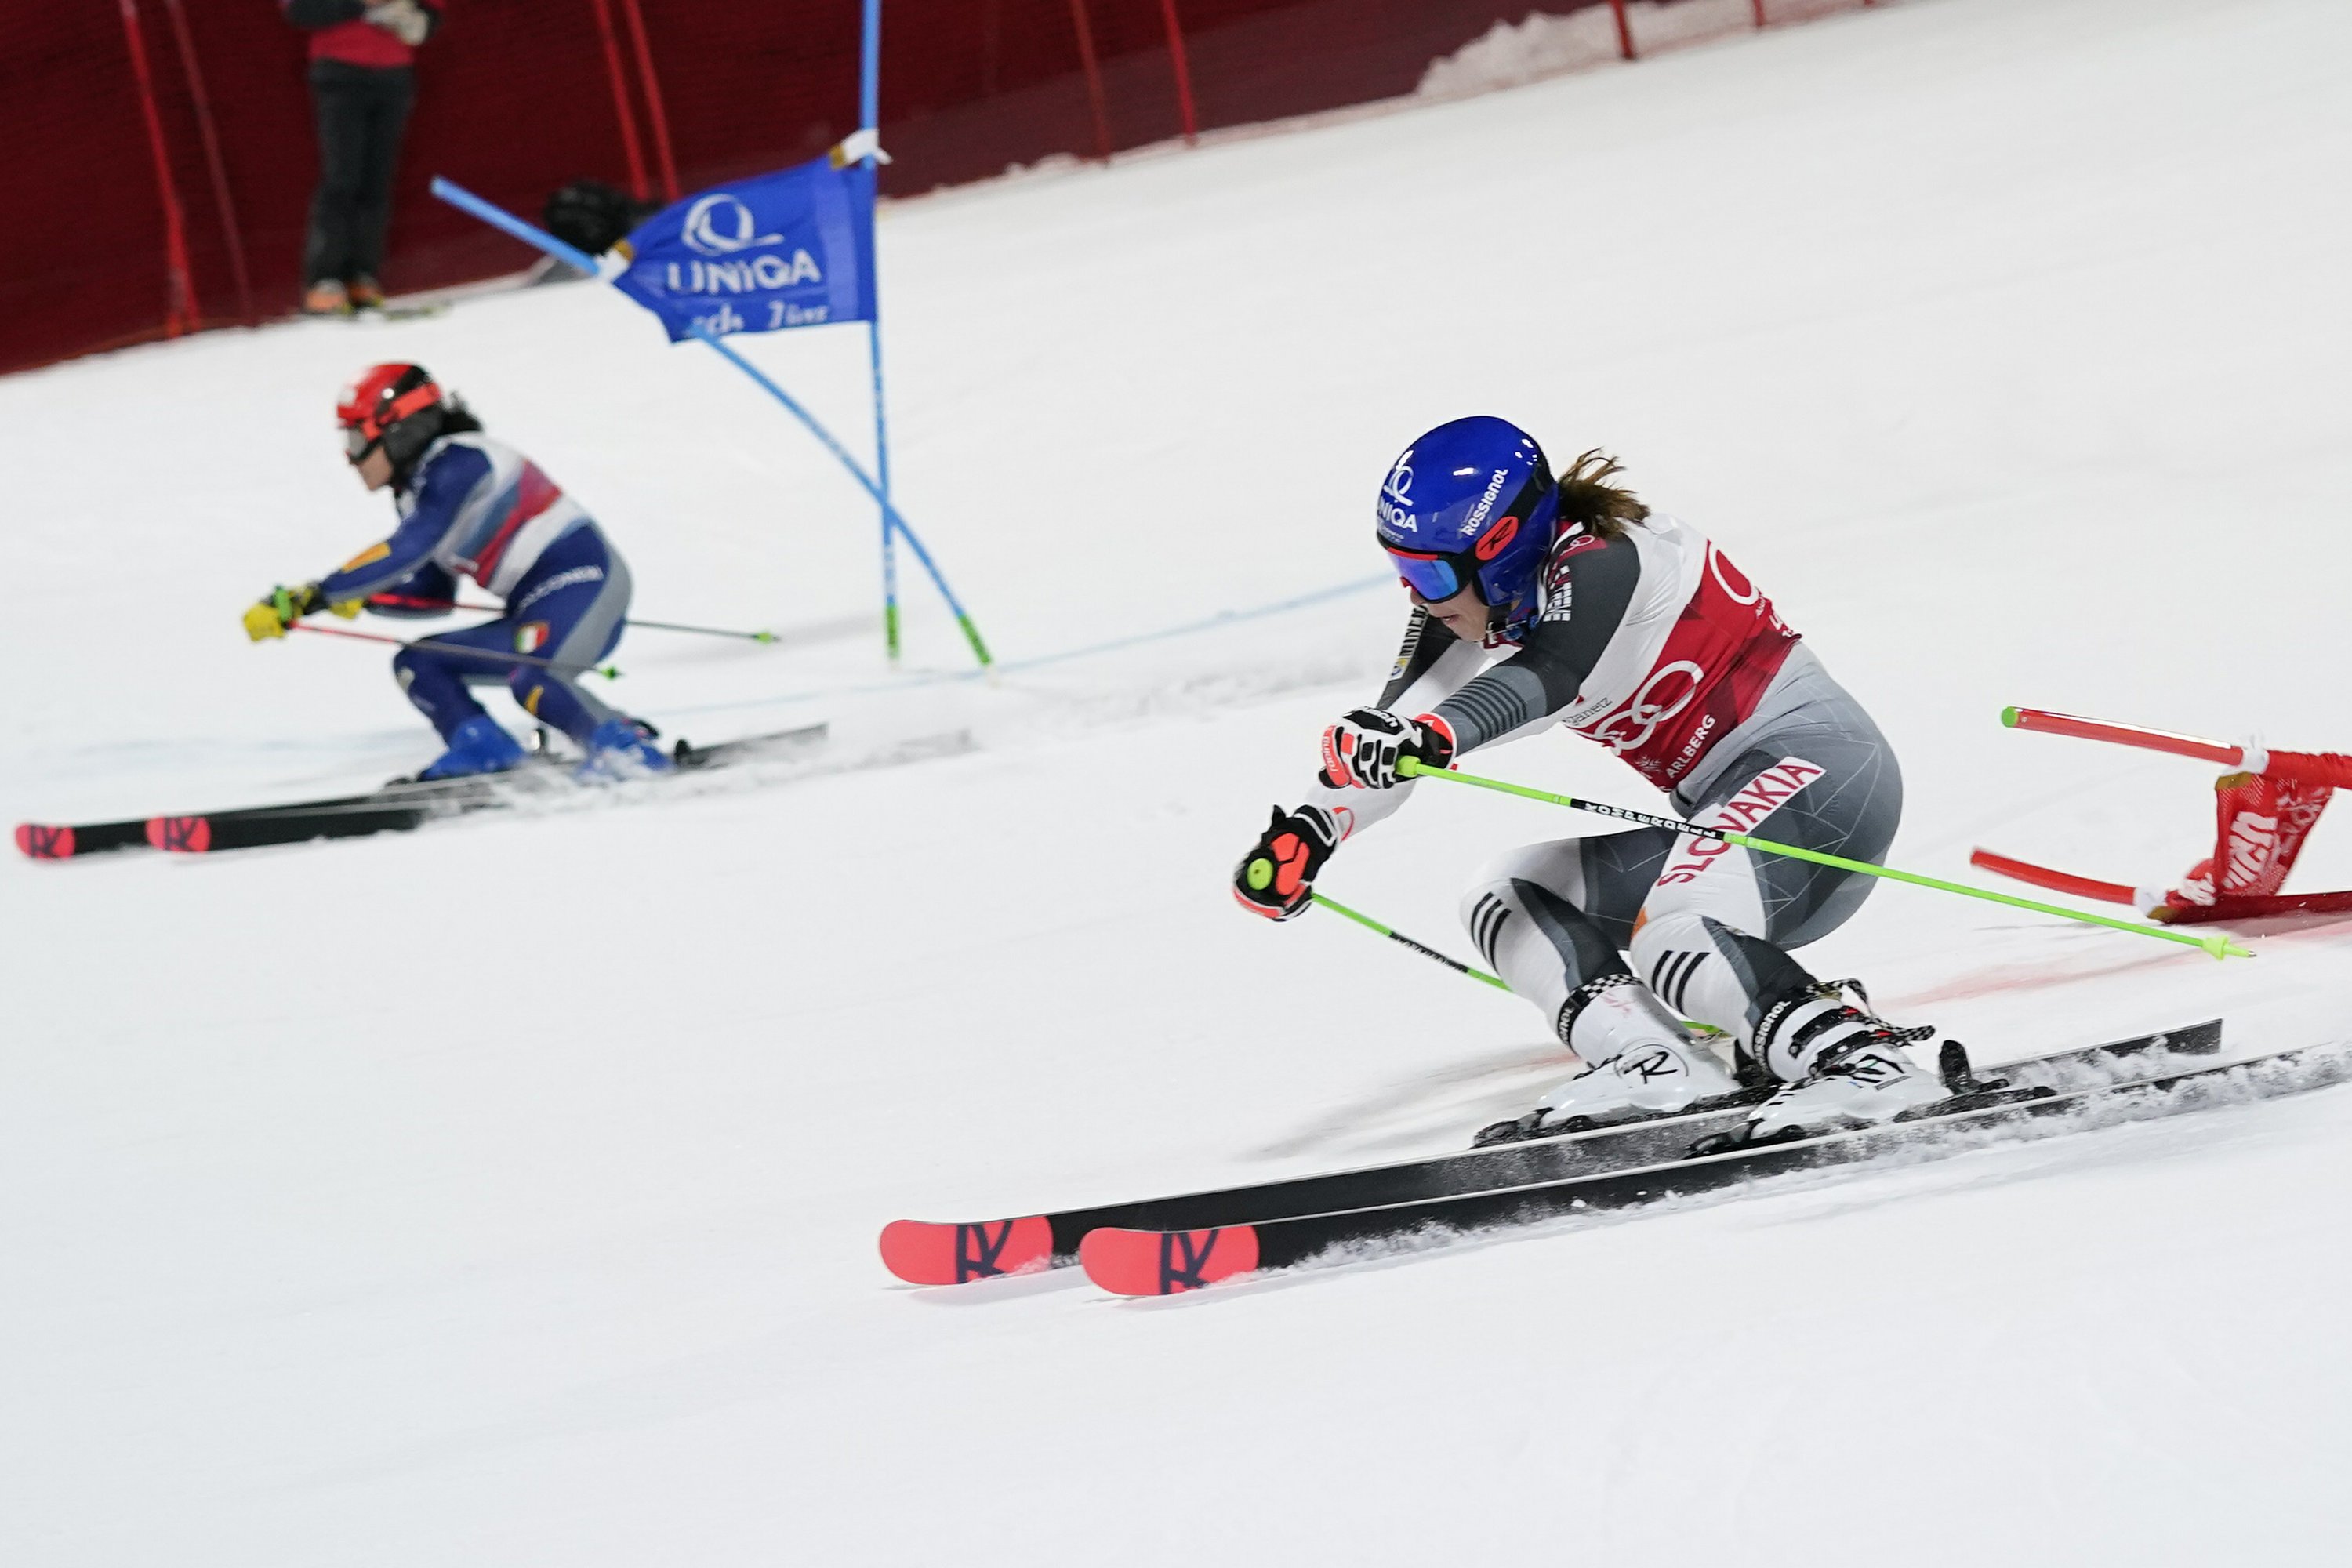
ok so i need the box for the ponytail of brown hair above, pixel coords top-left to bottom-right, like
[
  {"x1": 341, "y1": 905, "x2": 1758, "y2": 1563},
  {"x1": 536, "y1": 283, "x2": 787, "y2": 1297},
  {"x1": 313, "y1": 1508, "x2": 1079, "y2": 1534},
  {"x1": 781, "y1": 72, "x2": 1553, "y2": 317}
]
[{"x1": 1552, "y1": 448, "x2": 1648, "y2": 542}]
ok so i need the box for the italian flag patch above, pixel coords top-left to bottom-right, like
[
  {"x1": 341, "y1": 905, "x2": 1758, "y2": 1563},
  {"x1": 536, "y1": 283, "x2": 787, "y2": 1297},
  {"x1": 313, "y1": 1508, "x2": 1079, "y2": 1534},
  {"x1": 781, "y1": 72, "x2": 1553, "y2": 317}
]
[{"x1": 514, "y1": 621, "x2": 551, "y2": 654}]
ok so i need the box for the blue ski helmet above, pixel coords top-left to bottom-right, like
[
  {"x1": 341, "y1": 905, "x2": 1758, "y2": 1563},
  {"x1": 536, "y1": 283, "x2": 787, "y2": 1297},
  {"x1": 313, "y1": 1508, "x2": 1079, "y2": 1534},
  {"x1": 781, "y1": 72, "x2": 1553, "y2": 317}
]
[{"x1": 1374, "y1": 416, "x2": 1560, "y2": 640}]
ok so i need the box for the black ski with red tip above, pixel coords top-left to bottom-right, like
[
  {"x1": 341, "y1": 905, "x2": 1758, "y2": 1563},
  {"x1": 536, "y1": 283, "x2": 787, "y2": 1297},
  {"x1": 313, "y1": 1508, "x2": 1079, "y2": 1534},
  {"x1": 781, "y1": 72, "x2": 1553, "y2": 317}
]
[
  {"x1": 13, "y1": 818, "x2": 148, "y2": 860},
  {"x1": 878, "y1": 1020, "x2": 2220, "y2": 1286},
  {"x1": 15, "y1": 724, "x2": 827, "y2": 860},
  {"x1": 1083, "y1": 1035, "x2": 2349, "y2": 1295}
]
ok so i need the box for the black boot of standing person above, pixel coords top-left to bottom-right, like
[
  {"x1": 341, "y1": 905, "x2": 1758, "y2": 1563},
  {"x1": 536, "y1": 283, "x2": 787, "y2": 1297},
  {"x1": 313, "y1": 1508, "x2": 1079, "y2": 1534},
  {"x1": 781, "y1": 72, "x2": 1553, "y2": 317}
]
[{"x1": 280, "y1": 0, "x2": 443, "y2": 316}]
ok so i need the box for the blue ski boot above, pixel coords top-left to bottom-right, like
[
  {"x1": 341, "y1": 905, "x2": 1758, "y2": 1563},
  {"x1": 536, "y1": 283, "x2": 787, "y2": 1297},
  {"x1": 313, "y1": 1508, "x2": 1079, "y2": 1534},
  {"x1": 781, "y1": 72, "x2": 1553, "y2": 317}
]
[
  {"x1": 418, "y1": 715, "x2": 528, "y2": 780},
  {"x1": 578, "y1": 717, "x2": 674, "y2": 780}
]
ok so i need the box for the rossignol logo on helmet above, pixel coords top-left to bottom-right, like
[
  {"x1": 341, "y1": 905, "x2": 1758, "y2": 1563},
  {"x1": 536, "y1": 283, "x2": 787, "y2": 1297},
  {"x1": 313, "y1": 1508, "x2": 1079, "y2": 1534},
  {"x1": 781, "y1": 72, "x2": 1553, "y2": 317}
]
[
  {"x1": 1461, "y1": 466, "x2": 1511, "y2": 534},
  {"x1": 1378, "y1": 450, "x2": 1417, "y2": 535},
  {"x1": 1474, "y1": 516, "x2": 1519, "y2": 561}
]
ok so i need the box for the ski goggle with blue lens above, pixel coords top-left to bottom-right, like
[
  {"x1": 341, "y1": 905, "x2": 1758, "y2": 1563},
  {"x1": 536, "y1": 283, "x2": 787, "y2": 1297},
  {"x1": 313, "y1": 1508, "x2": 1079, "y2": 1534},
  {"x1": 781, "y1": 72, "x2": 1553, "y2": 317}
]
[
  {"x1": 1381, "y1": 473, "x2": 1551, "y2": 604},
  {"x1": 1385, "y1": 546, "x2": 1475, "y2": 601}
]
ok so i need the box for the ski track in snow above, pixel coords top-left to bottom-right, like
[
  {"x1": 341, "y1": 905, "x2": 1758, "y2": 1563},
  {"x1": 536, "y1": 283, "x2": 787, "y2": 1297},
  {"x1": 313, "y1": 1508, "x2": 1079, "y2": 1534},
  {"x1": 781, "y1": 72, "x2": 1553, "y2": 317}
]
[{"x1": 9, "y1": 0, "x2": 2352, "y2": 1563}]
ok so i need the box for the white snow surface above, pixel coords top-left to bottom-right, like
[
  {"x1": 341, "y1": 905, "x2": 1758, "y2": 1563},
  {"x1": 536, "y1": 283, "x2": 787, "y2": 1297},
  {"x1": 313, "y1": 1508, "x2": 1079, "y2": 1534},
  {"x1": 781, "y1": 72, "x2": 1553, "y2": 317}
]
[{"x1": 9, "y1": 0, "x2": 2352, "y2": 1561}]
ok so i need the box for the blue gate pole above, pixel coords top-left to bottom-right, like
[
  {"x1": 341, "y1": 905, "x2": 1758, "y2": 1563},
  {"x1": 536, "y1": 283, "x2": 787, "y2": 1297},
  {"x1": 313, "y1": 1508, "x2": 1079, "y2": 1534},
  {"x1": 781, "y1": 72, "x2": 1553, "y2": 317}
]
[
  {"x1": 686, "y1": 324, "x2": 993, "y2": 670},
  {"x1": 860, "y1": 0, "x2": 900, "y2": 663}
]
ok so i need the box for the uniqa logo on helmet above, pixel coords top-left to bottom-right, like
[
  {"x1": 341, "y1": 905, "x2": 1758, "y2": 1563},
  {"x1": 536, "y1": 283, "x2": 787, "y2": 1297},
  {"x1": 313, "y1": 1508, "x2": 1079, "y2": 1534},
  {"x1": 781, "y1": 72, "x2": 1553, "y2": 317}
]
[{"x1": 1376, "y1": 448, "x2": 1417, "y2": 537}]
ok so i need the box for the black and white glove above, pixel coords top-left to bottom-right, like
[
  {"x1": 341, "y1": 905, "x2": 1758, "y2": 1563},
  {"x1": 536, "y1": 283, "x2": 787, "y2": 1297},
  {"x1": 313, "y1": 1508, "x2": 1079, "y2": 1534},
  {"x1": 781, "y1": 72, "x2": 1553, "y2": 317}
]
[
  {"x1": 1232, "y1": 805, "x2": 1340, "y2": 922},
  {"x1": 1318, "y1": 709, "x2": 1455, "y2": 790},
  {"x1": 365, "y1": 0, "x2": 432, "y2": 46}
]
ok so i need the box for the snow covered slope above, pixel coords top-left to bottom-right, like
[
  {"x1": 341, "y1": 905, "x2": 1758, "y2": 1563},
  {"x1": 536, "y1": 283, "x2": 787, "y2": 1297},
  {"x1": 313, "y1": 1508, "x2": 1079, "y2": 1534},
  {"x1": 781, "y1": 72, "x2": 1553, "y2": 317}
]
[{"x1": 8, "y1": 0, "x2": 2352, "y2": 1561}]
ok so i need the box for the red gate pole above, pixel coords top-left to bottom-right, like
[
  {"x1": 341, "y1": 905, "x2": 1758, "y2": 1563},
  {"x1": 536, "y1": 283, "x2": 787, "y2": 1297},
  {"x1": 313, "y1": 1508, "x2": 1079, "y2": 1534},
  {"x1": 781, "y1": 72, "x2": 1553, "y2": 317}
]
[
  {"x1": 115, "y1": 0, "x2": 199, "y2": 336},
  {"x1": 1609, "y1": 0, "x2": 1636, "y2": 60},
  {"x1": 589, "y1": 0, "x2": 651, "y2": 201},
  {"x1": 159, "y1": 0, "x2": 252, "y2": 325},
  {"x1": 1159, "y1": 0, "x2": 1198, "y2": 146},
  {"x1": 1753, "y1": 0, "x2": 1769, "y2": 26},
  {"x1": 1067, "y1": 0, "x2": 1114, "y2": 161},
  {"x1": 615, "y1": 0, "x2": 680, "y2": 201}
]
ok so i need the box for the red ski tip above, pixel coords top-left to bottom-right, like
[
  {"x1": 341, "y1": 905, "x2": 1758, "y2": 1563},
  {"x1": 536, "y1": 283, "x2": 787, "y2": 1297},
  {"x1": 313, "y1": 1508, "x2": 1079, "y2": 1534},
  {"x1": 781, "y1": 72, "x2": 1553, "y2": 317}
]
[
  {"x1": 878, "y1": 1216, "x2": 1054, "y2": 1286},
  {"x1": 146, "y1": 815, "x2": 213, "y2": 854},
  {"x1": 1080, "y1": 1225, "x2": 1260, "y2": 1297},
  {"x1": 15, "y1": 822, "x2": 75, "y2": 859}
]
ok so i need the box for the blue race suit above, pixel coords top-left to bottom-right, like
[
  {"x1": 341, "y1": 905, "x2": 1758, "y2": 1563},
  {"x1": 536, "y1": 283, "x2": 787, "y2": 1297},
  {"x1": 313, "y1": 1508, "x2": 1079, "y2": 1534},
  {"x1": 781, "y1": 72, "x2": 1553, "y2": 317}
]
[{"x1": 314, "y1": 433, "x2": 634, "y2": 747}]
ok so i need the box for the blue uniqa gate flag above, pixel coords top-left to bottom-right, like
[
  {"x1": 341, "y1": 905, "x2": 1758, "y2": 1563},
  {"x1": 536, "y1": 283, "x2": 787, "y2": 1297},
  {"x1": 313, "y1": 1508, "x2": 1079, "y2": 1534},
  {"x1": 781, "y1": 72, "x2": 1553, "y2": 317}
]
[{"x1": 613, "y1": 156, "x2": 877, "y2": 342}]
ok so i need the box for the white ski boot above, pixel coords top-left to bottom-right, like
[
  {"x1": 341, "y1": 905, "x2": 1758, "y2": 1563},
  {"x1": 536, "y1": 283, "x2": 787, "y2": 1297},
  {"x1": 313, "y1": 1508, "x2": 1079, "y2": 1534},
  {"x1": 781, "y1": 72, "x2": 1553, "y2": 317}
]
[
  {"x1": 1737, "y1": 983, "x2": 1943, "y2": 1144},
  {"x1": 1475, "y1": 975, "x2": 1743, "y2": 1145}
]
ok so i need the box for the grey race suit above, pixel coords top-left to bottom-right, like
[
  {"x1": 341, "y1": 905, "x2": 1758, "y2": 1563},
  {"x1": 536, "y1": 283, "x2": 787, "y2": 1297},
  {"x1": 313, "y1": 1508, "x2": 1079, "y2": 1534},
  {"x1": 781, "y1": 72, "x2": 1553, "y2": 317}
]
[{"x1": 1306, "y1": 513, "x2": 1902, "y2": 1054}]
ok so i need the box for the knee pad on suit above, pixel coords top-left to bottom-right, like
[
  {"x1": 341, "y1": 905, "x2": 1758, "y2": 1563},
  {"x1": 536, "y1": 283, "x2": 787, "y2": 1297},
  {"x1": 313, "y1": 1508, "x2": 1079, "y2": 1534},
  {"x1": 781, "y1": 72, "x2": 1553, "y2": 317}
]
[
  {"x1": 1628, "y1": 909, "x2": 1811, "y2": 1044},
  {"x1": 1459, "y1": 873, "x2": 1628, "y2": 1033}
]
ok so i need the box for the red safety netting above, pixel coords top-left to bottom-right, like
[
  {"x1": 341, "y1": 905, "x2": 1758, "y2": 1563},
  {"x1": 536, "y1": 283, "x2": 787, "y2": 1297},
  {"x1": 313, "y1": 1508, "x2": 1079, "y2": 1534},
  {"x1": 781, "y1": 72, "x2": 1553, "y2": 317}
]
[{"x1": 2, "y1": 0, "x2": 1871, "y2": 376}]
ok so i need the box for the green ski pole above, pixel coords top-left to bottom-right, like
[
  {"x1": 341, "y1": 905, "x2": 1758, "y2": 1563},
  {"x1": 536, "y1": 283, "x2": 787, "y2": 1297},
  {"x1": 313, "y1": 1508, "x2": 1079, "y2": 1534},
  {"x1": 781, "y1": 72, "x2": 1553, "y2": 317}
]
[
  {"x1": 1396, "y1": 757, "x2": 2252, "y2": 962},
  {"x1": 1309, "y1": 891, "x2": 1509, "y2": 991}
]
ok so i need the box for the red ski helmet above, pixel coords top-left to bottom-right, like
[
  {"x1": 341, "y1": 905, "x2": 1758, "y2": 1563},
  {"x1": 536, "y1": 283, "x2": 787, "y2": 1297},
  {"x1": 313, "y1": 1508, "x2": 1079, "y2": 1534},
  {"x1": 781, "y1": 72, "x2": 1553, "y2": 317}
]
[{"x1": 336, "y1": 363, "x2": 448, "y2": 475}]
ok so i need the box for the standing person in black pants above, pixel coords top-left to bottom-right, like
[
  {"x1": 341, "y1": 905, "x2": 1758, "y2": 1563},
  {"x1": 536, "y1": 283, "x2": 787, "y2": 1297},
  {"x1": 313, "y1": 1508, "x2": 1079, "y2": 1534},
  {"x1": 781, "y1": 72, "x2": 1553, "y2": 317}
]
[{"x1": 281, "y1": 0, "x2": 445, "y2": 316}]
